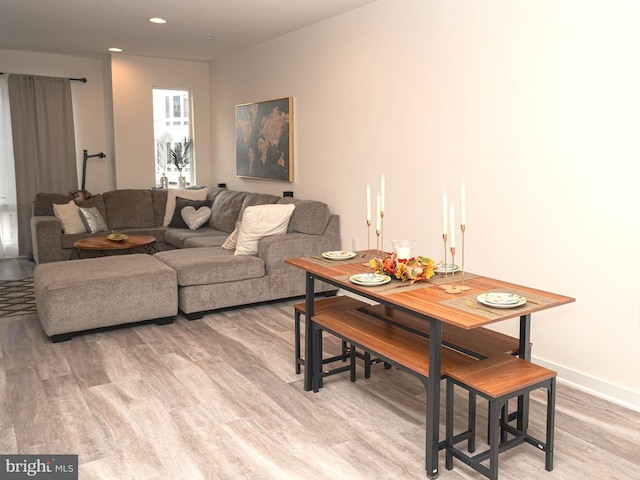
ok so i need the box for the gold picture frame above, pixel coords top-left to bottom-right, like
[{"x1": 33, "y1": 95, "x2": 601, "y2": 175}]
[{"x1": 235, "y1": 97, "x2": 293, "y2": 182}]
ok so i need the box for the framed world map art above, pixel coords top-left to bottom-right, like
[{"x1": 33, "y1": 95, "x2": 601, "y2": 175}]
[{"x1": 236, "y1": 97, "x2": 293, "y2": 182}]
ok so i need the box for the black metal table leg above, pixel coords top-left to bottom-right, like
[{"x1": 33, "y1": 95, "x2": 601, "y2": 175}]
[
  {"x1": 517, "y1": 314, "x2": 532, "y2": 432},
  {"x1": 425, "y1": 319, "x2": 442, "y2": 479},
  {"x1": 303, "y1": 272, "x2": 315, "y2": 392}
]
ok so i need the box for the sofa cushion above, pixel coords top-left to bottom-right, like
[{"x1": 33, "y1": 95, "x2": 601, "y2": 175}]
[
  {"x1": 163, "y1": 188, "x2": 208, "y2": 226},
  {"x1": 282, "y1": 199, "x2": 331, "y2": 235},
  {"x1": 209, "y1": 190, "x2": 249, "y2": 233},
  {"x1": 235, "y1": 204, "x2": 296, "y2": 256},
  {"x1": 34, "y1": 193, "x2": 73, "y2": 216},
  {"x1": 168, "y1": 197, "x2": 212, "y2": 229},
  {"x1": 104, "y1": 189, "x2": 156, "y2": 229},
  {"x1": 164, "y1": 227, "x2": 227, "y2": 249},
  {"x1": 183, "y1": 236, "x2": 227, "y2": 248},
  {"x1": 52, "y1": 201, "x2": 86, "y2": 234},
  {"x1": 238, "y1": 192, "x2": 280, "y2": 218},
  {"x1": 154, "y1": 248, "x2": 265, "y2": 286},
  {"x1": 151, "y1": 189, "x2": 168, "y2": 226}
]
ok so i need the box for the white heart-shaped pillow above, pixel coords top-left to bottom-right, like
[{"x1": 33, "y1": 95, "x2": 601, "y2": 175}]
[{"x1": 181, "y1": 206, "x2": 212, "y2": 230}]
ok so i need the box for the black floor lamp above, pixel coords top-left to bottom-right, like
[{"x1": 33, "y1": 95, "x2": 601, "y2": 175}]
[{"x1": 81, "y1": 149, "x2": 106, "y2": 189}]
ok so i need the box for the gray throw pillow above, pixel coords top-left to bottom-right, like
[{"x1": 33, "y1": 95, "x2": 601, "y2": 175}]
[{"x1": 79, "y1": 206, "x2": 109, "y2": 233}]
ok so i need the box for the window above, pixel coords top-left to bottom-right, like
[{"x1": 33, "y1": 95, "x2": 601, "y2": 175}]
[{"x1": 153, "y1": 88, "x2": 193, "y2": 187}]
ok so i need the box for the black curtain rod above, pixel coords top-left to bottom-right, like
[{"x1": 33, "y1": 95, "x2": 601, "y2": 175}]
[{"x1": 0, "y1": 72, "x2": 87, "y2": 83}]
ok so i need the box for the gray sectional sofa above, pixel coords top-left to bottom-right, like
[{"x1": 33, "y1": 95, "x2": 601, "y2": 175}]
[{"x1": 31, "y1": 187, "x2": 340, "y2": 318}]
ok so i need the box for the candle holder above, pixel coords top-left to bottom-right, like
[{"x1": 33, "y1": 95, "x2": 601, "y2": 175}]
[
  {"x1": 367, "y1": 220, "x2": 371, "y2": 251},
  {"x1": 439, "y1": 233, "x2": 448, "y2": 290},
  {"x1": 444, "y1": 246, "x2": 462, "y2": 294},
  {"x1": 459, "y1": 224, "x2": 470, "y2": 291},
  {"x1": 380, "y1": 210, "x2": 385, "y2": 255},
  {"x1": 376, "y1": 228, "x2": 381, "y2": 257}
]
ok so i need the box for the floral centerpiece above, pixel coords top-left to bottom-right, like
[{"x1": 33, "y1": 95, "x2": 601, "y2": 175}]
[{"x1": 369, "y1": 253, "x2": 436, "y2": 284}]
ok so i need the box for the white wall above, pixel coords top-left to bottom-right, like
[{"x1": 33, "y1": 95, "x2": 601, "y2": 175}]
[
  {"x1": 211, "y1": 0, "x2": 640, "y2": 408},
  {"x1": 111, "y1": 55, "x2": 212, "y2": 189},
  {"x1": 0, "y1": 49, "x2": 111, "y2": 193}
]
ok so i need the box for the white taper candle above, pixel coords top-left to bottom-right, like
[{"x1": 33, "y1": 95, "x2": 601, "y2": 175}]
[{"x1": 376, "y1": 192, "x2": 381, "y2": 231}]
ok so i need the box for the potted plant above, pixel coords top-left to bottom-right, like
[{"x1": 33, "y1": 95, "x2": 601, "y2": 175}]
[{"x1": 169, "y1": 137, "x2": 192, "y2": 187}]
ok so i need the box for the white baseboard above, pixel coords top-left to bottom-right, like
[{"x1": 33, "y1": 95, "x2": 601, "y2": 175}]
[{"x1": 533, "y1": 355, "x2": 640, "y2": 413}]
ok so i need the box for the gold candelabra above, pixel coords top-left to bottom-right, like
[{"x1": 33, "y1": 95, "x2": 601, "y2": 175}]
[
  {"x1": 380, "y1": 210, "x2": 385, "y2": 256},
  {"x1": 439, "y1": 233, "x2": 448, "y2": 290},
  {"x1": 444, "y1": 246, "x2": 462, "y2": 294}
]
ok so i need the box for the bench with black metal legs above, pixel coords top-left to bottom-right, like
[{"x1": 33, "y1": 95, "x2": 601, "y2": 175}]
[
  {"x1": 294, "y1": 296, "x2": 381, "y2": 378},
  {"x1": 310, "y1": 308, "x2": 476, "y2": 392},
  {"x1": 445, "y1": 354, "x2": 557, "y2": 480},
  {"x1": 362, "y1": 304, "x2": 520, "y2": 359},
  {"x1": 364, "y1": 303, "x2": 529, "y2": 444}
]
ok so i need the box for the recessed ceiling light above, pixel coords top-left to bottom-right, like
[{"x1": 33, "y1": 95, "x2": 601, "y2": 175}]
[
  {"x1": 108, "y1": 47, "x2": 123, "y2": 53},
  {"x1": 148, "y1": 17, "x2": 167, "y2": 24}
]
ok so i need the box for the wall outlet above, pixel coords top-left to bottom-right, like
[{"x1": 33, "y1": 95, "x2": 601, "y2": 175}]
[{"x1": 352, "y1": 238, "x2": 359, "y2": 251}]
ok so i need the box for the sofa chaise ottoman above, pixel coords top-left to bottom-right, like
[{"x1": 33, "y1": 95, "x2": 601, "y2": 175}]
[{"x1": 34, "y1": 254, "x2": 178, "y2": 342}]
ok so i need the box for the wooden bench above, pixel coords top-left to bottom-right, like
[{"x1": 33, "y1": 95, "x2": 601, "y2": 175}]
[
  {"x1": 294, "y1": 296, "x2": 375, "y2": 377},
  {"x1": 362, "y1": 304, "x2": 520, "y2": 359},
  {"x1": 311, "y1": 308, "x2": 476, "y2": 392}
]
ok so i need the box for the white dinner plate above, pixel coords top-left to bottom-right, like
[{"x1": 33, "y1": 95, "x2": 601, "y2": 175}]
[
  {"x1": 322, "y1": 250, "x2": 357, "y2": 260},
  {"x1": 349, "y1": 273, "x2": 391, "y2": 286},
  {"x1": 483, "y1": 292, "x2": 521, "y2": 305},
  {"x1": 434, "y1": 263, "x2": 460, "y2": 274},
  {"x1": 477, "y1": 293, "x2": 527, "y2": 309}
]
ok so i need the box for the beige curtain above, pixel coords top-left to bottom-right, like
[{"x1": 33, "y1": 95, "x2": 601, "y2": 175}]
[{"x1": 8, "y1": 74, "x2": 77, "y2": 256}]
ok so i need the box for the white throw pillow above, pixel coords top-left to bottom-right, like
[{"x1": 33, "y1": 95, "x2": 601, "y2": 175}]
[
  {"x1": 234, "y1": 204, "x2": 295, "y2": 256},
  {"x1": 163, "y1": 188, "x2": 208, "y2": 226},
  {"x1": 221, "y1": 224, "x2": 240, "y2": 250},
  {"x1": 53, "y1": 201, "x2": 87, "y2": 234}
]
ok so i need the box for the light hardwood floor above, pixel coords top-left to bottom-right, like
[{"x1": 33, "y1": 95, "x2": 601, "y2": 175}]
[{"x1": 1, "y1": 257, "x2": 639, "y2": 479}]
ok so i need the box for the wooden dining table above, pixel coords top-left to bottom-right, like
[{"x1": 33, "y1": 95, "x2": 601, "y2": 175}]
[{"x1": 285, "y1": 251, "x2": 575, "y2": 479}]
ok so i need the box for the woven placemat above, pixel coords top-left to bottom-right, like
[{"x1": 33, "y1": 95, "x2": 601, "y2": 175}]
[
  {"x1": 306, "y1": 252, "x2": 376, "y2": 267},
  {"x1": 334, "y1": 273, "x2": 434, "y2": 295},
  {"x1": 439, "y1": 289, "x2": 557, "y2": 319},
  {"x1": 427, "y1": 271, "x2": 480, "y2": 286}
]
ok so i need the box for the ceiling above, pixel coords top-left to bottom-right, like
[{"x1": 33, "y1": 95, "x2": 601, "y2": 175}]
[{"x1": 0, "y1": 0, "x2": 379, "y2": 62}]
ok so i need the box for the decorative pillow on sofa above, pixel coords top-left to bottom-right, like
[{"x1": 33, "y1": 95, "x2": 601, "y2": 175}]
[
  {"x1": 221, "y1": 224, "x2": 241, "y2": 250},
  {"x1": 79, "y1": 206, "x2": 108, "y2": 233},
  {"x1": 234, "y1": 204, "x2": 296, "y2": 256},
  {"x1": 163, "y1": 188, "x2": 208, "y2": 226},
  {"x1": 52, "y1": 201, "x2": 86, "y2": 234},
  {"x1": 167, "y1": 197, "x2": 211, "y2": 229},
  {"x1": 181, "y1": 206, "x2": 212, "y2": 230}
]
